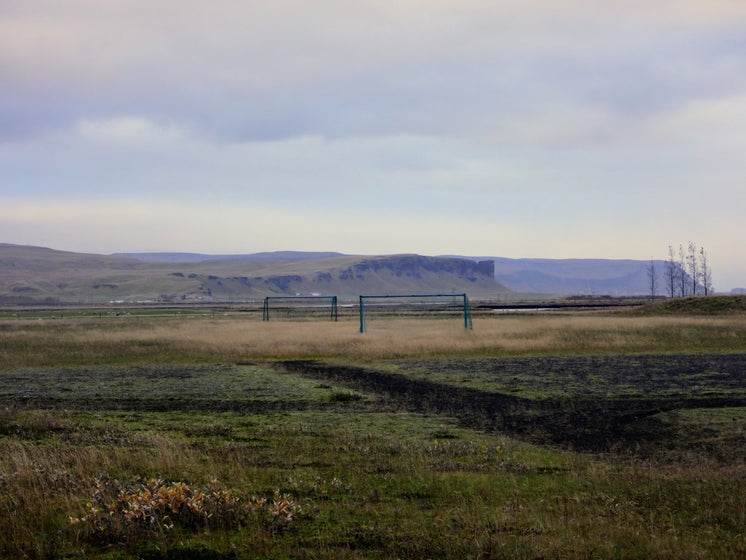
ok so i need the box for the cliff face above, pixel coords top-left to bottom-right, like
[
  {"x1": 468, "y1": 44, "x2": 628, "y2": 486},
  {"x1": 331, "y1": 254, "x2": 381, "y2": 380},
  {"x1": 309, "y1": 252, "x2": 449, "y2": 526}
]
[
  {"x1": 341, "y1": 255, "x2": 494, "y2": 282},
  {"x1": 309, "y1": 255, "x2": 503, "y2": 298}
]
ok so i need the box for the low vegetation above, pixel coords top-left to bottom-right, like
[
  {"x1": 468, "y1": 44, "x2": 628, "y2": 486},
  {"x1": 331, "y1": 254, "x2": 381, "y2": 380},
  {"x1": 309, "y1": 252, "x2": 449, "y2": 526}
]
[
  {"x1": 2, "y1": 305, "x2": 746, "y2": 368},
  {"x1": 0, "y1": 298, "x2": 744, "y2": 558},
  {"x1": 636, "y1": 294, "x2": 746, "y2": 315}
]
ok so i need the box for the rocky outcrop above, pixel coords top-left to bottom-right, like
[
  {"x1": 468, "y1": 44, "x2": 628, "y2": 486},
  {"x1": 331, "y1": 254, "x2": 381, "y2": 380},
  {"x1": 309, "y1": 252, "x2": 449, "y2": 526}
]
[{"x1": 341, "y1": 255, "x2": 495, "y2": 283}]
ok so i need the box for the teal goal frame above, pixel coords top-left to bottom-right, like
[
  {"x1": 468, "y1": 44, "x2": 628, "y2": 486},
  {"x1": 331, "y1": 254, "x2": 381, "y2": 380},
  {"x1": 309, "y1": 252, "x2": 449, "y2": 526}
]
[
  {"x1": 262, "y1": 296, "x2": 338, "y2": 322},
  {"x1": 358, "y1": 293, "x2": 473, "y2": 333}
]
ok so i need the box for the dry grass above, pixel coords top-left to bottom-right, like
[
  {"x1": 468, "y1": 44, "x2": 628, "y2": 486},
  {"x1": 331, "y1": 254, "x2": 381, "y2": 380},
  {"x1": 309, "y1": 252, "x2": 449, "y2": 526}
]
[{"x1": 2, "y1": 313, "x2": 745, "y2": 367}]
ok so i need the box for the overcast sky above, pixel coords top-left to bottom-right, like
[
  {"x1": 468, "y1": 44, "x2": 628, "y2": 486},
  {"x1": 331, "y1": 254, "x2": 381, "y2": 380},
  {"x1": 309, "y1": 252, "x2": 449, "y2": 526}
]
[{"x1": 1, "y1": 1, "x2": 745, "y2": 289}]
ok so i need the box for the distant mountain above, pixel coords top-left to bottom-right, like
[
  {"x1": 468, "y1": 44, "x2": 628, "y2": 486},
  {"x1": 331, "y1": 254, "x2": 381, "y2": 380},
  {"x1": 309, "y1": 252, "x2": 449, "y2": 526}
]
[
  {"x1": 445, "y1": 255, "x2": 676, "y2": 296},
  {"x1": 492, "y1": 257, "x2": 666, "y2": 296},
  {"x1": 0, "y1": 245, "x2": 505, "y2": 303},
  {"x1": 113, "y1": 251, "x2": 347, "y2": 263}
]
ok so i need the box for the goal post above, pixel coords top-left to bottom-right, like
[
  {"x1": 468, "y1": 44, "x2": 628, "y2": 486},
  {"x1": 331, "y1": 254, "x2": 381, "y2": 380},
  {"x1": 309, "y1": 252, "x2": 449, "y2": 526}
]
[
  {"x1": 358, "y1": 293, "x2": 473, "y2": 332},
  {"x1": 262, "y1": 296, "x2": 338, "y2": 322}
]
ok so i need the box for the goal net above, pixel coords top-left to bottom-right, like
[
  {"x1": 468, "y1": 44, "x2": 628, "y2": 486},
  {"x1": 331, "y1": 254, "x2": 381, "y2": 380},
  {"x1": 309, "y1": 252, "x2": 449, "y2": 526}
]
[
  {"x1": 358, "y1": 293, "x2": 473, "y2": 332},
  {"x1": 262, "y1": 296, "x2": 338, "y2": 322}
]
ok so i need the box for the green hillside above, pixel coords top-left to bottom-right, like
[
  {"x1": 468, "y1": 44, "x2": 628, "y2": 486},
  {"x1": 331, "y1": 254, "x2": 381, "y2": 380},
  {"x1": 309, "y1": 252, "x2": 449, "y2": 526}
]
[{"x1": 0, "y1": 245, "x2": 507, "y2": 303}]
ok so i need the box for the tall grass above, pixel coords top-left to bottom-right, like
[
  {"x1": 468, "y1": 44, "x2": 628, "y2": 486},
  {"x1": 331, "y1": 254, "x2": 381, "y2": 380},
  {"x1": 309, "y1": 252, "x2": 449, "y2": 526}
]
[
  {"x1": 0, "y1": 315, "x2": 746, "y2": 367},
  {"x1": 2, "y1": 313, "x2": 745, "y2": 367}
]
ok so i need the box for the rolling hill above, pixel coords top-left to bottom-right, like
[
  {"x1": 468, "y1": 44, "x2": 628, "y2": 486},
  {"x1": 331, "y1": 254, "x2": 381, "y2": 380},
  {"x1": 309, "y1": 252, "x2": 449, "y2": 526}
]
[{"x1": 0, "y1": 245, "x2": 505, "y2": 303}]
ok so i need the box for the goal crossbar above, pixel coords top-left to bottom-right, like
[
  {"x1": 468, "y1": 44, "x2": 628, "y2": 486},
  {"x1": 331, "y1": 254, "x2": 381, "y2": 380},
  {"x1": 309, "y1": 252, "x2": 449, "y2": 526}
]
[
  {"x1": 263, "y1": 296, "x2": 338, "y2": 321},
  {"x1": 359, "y1": 293, "x2": 472, "y2": 332}
]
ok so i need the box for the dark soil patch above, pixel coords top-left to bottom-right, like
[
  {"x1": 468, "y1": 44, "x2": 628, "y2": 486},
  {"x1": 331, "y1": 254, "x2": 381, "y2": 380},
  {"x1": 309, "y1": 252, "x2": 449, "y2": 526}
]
[
  {"x1": 390, "y1": 354, "x2": 746, "y2": 399},
  {"x1": 3, "y1": 396, "x2": 386, "y2": 415},
  {"x1": 279, "y1": 354, "x2": 746, "y2": 451}
]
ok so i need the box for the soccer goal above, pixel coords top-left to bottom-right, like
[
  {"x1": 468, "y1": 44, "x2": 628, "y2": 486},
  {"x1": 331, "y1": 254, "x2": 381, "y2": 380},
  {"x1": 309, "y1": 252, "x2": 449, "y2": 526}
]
[
  {"x1": 262, "y1": 296, "x2": 338, "y2": 322},
  {"x1": 358, "y1": 293, "x2": 473, "y2": 332}
]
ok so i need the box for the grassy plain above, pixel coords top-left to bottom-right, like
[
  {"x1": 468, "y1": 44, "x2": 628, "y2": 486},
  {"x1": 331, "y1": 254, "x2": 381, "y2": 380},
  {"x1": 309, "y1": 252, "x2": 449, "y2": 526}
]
[
  {"x1": 0, "y1": 298, "x2": 745, "y2": 558},
  {"x1": 2, "y1": 309, "x2": 746, "y2": 367}
]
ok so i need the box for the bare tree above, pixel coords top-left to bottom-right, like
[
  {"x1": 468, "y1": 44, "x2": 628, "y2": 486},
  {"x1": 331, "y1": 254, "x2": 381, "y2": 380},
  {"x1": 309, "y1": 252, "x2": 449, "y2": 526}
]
[
  {"x1": 664, "y1": 245, "x2": 678, "y2": 298},
  {"x1": 700, "y1": 246, "x2": 713, "y2": 295},
  {"x1": 678, "y1": 244, "x2": 688, "y2": 296},
  {"x1": 665, "y1": 241, "x2": 713, "y2": 297},
  {"x1": 647, "y1": 258, "x2": 657, "y2": 301},
  {"x1": 687, "y1": 241, "x2": 699, "y2": 295}
]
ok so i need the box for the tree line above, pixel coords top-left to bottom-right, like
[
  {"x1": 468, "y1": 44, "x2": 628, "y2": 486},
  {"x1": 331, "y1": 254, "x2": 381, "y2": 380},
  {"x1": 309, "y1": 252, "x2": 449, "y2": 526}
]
[{"x1": 648, "y1": 242, "x2": 713, "y2": 299}]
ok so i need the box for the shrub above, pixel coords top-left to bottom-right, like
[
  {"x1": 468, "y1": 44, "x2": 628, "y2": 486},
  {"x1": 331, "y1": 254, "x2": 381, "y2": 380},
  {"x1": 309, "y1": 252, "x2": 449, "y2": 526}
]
[
  {"x1": 329, "y1": 390, "x2": 365, "y2": 402},
  {"x1": 71, "y1": 473, "x2": 300, "y2": 544}
]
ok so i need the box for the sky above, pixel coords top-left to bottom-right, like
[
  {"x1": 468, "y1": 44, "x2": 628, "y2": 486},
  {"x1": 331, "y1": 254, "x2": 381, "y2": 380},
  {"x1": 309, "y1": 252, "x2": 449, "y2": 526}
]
[{"x1": 1, "y1": 1, "x2": 745, "y2": 290}]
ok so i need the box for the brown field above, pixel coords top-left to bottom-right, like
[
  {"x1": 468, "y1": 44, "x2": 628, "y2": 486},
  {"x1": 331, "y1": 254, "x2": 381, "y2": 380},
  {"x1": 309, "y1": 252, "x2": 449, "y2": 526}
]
[{"x1": 2, "y1": 311, "x2": 746, "y2": 367}]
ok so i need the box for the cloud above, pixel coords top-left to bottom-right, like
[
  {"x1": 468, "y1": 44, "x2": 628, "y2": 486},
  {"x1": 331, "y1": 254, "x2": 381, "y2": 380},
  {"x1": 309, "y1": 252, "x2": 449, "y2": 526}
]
[
  {"x1": 3, "y1": 0, "x2": 745, "y2": 144},
  {"x1": 1, "y1": 1, "x2": 745, "y2": 288},
  {"x1": 75, "y1": 117, "x2": 187, "y2": 144}
]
